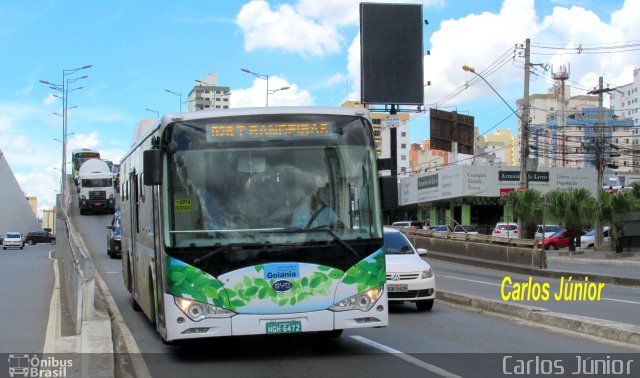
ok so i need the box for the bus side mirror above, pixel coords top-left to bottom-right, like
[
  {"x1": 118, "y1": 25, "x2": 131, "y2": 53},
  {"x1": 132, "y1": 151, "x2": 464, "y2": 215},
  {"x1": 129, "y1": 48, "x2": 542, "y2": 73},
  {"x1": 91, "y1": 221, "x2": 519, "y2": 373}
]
[{"x1": 143, "y1": 149, "x2": 163, "y2": 186}]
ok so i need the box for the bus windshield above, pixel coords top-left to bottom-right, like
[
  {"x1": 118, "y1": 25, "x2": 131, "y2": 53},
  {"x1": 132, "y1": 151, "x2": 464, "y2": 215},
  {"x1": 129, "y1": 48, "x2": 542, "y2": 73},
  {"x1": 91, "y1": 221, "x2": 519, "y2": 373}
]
[{"x1": 163, "y1": 114, "x2": 382, "y2": 249}]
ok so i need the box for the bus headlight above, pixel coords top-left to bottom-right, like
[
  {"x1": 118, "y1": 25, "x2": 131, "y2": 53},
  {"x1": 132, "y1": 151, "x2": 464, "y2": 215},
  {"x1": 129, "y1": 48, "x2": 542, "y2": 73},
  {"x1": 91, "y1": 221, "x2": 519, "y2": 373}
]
[
  {"x1": 421, "y1": 268, "x2": 433, "y2": 279},
  {"x1": 330, "y1": 285, "x2": 383, "y2": 312},
  {"x1": 174, "y1": 297, "x2": 235, "y2": 321}
]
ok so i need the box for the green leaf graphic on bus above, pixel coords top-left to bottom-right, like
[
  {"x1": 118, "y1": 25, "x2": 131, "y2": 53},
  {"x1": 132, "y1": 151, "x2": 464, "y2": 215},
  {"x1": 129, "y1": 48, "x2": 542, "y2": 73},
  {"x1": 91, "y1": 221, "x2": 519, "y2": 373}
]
[
  {"x1": 342, "y1": 250, "x2": 385, "y2": 292},
  {"x1": 167, "y1": 252, "x2": 384, "y2": 311},
  {"x1": 167, "y1": 258, "x2": 230, "y2": 308}
]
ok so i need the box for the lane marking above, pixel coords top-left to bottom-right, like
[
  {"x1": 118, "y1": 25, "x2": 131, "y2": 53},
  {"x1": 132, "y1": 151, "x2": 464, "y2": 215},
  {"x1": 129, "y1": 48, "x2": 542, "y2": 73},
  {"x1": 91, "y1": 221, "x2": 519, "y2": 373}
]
[
  {"x1": 602, "y1": 297, "x2": 640, "y2": 305},
  {"x1": 442, "y1": 275, "x2": 501, "y2": 287},
  {"x1": 442, "y1": 275, "x2": 640, "y2": 305},
  {"x1": 104, "y1": 271, "x2": 119, "y2": 274},
  {"x1": 351, "y1": 335, "x2": 463, "y2": 378}
]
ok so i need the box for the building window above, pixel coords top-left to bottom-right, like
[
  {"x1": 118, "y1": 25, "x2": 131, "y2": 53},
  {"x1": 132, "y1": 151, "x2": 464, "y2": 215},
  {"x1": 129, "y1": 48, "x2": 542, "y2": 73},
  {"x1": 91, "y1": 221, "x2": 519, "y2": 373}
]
[
  {"x1": 401, "y1": 143, "x2": 406, "y2": 149},
  {"x1": 373, "y1": 119, "x2": 381, "y2": 125},
  {"x1": 401, "y1": 132, "x2": 406, "y2": 137},
  {"x1": 401, "y1": 155, "x2": 406, "y2": 161}
]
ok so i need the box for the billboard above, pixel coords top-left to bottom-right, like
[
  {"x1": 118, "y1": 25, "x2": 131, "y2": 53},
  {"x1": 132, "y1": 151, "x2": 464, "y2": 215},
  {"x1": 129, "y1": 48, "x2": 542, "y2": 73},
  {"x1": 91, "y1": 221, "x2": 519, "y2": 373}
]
[
  {"x1": 429, "y1": 108, "x2": 475, "y2": 154},
  {"x1": 360, "y1": 3, "x2": 424, "y2": 105}
]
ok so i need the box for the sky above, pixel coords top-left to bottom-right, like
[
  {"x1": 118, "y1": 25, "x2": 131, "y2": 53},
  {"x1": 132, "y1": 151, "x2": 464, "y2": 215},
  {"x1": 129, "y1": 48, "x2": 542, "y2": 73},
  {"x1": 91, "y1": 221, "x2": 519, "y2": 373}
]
[{"x1": 1, "y1": 0, "x2": 639, "y2": 216}]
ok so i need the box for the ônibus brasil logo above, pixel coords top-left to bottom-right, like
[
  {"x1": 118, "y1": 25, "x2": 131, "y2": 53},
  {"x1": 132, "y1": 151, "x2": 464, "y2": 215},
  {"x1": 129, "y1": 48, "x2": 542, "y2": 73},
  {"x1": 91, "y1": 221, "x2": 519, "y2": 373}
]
[{"x1": 7, "y1": 354, "x2": 73, "y2": 377}]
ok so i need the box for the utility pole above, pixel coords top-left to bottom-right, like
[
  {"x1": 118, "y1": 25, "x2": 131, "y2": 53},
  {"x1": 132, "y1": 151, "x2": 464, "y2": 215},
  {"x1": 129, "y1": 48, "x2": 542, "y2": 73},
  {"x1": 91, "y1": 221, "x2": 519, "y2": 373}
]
[
  {"x1": 520, "y1": 38, "x2": 530, "y2": 192},
  {"x1": 517, "y1": 38, "x2": 531, "y2": 237},
  {"x1": 588, "y1": 77, "x2": 615, "y2": 247}
]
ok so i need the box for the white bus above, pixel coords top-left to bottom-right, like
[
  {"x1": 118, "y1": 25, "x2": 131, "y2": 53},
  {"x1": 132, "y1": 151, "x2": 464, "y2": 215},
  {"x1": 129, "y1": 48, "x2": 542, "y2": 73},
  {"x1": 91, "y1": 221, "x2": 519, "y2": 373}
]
[{"x1": 119, "y1": 107, "x2": 387, "y2": 342}]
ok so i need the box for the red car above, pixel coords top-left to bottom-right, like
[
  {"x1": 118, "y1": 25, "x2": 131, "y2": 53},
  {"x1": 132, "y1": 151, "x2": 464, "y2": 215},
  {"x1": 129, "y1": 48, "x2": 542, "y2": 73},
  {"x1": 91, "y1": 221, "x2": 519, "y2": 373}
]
[{"x1": 535, "y1": 229, "x2": 586, "y2": 250}]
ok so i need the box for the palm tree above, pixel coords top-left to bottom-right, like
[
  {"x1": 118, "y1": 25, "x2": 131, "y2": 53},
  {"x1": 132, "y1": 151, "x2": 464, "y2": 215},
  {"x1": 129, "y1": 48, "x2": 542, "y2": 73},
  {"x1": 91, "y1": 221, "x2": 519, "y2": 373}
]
[
  {"x1": 501, "y1": 189, "x2": 542, "y2": 239},
  {"x1": 546, "y1": 188, "x2": 596, "y2": 252},
  {"x1": 599, "y1": 187, "x2": 638, "y2": 253}
]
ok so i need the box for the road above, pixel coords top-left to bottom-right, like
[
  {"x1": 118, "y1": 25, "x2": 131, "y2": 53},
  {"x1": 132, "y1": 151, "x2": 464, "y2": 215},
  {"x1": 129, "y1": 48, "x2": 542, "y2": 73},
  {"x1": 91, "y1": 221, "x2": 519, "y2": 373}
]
[
  {"x1": 429, "y1": 259, "x2": 640, "y2": 325},
  {"x1": 67, "y1": 204, "x2": 640, "y2": 377},
  {"x1": 0, "y1": 243, "x2": 53, "y2": 353}
]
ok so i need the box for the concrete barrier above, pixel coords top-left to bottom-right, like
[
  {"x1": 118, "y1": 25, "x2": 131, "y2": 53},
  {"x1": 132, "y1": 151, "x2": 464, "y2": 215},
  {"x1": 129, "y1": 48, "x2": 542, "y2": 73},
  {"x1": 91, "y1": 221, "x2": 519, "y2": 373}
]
[
  {"x1": 50, "y1": 178, "x2": 114, "y2": 375},
  {"x1": 399, "y1": 228, "x2": 546, "y2": 269}
]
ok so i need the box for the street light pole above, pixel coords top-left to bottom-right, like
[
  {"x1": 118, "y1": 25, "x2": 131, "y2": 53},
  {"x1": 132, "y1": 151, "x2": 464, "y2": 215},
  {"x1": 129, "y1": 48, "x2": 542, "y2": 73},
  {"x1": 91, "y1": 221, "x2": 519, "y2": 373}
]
[
  {"x1": 241, "y1": 68, "x2": 271, "y2": 106},
  {"x1": 165, "y1": 89, "x2": 183, "y2": 112},
  {"x1": 463, "y1": 61, "x2": 529, "y2": 234},
  {"x1": 40, "y1": 65, "x2": 91, "y2": 199}
]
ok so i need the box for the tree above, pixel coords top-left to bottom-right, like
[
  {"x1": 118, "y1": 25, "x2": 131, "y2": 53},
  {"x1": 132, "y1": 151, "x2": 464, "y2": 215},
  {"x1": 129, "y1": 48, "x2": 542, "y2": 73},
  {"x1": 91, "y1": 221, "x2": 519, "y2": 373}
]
[
  {"x1": 501, "y1": 189, "x2": 542, "y2": 239},
  {"x1": 546, "y1": 188, "x2": 596, "y2": 252},
  {"x1": 599, "y1": 186, "x2": 638, "y2": 253}
]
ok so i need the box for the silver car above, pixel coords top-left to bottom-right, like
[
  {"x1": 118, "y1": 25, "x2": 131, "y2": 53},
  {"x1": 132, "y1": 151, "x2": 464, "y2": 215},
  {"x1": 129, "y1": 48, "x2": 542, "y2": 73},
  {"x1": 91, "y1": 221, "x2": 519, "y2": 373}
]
[{"x1": 2, "y1": 232, "x2": 24, "y2": 250}]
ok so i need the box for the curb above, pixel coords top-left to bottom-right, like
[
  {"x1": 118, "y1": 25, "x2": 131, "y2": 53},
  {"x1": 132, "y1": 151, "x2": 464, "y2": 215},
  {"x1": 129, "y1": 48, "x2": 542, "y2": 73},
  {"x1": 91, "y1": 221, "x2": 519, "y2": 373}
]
[
  {"x1": 547, "y1": 255, "x2": 640, "y2": 267},
  {"x1": 437, "y1": 290, "x2": 640, "y2": 346},
  {"x1": 427, "y1": 251, "x2": 640, "y2": 287}
]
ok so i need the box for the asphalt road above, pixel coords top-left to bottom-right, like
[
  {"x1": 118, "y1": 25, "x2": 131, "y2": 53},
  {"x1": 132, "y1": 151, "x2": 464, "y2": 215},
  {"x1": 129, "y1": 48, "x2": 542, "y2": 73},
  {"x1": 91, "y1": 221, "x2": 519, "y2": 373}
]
[
  {"x1": 0, "y1": 242, "x2": 53, "y2": 353},
  {"x1": 428, "y1": 258, "x2": 640, "y2": 325},
  {"x1": 66, "y1": 202, "x2": 640, "y2": 378}
]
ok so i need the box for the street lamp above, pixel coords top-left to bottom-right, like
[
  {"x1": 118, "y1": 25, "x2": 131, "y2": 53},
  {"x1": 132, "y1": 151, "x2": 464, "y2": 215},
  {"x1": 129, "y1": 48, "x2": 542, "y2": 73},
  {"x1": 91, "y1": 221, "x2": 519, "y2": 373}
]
[
  {"x1": 164, "y1": 89, "x2": 183, "y2": 112},
  {"x1": 145, "y1": 108, "x2": 159, "y2": 117},
  {"x1": 39, "y1": 64, "x2": 91, "y2": 199},
  {"x1": 463, "y1": 64, "x2": 528, "y2": 236},
  {"x1": 241, "y1": 68, "x2": 275, "y2": 107}
]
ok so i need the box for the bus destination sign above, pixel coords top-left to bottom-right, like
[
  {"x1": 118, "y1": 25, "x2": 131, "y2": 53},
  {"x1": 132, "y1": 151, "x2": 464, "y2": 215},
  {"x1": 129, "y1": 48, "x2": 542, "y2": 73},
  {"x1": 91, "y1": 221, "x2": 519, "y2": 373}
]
[{"x1": 207, "y1": 122, "x2": 333, "y2": 141}]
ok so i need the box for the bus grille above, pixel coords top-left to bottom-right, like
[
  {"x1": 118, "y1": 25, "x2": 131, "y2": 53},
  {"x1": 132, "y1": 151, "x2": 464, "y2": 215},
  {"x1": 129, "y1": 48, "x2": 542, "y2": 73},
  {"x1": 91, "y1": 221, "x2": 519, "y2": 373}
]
[{"x1": 89, "y1": 191, "x2": 106, "y2": 201}]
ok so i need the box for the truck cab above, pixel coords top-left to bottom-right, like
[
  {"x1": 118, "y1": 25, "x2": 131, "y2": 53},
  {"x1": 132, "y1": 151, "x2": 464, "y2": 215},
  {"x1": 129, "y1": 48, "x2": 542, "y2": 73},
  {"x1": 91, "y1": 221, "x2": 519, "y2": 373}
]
[{"x1": 77, "y1": 159, "x2": 116, "y2": 215}]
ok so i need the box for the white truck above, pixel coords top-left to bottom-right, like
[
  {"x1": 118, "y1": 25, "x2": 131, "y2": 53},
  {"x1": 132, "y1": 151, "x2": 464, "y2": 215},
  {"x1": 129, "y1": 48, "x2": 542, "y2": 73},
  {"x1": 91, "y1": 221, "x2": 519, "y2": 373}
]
[{"x1": 77, "y1": 158, "x2": 117, "y2": 215}]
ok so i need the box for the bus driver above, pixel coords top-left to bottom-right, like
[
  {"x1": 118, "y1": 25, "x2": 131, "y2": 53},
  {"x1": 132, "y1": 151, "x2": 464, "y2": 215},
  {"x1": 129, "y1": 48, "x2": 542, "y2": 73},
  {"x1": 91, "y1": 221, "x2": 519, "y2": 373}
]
[{"x1": 290, "y1": 186, "x2": 339, "y2": 229}]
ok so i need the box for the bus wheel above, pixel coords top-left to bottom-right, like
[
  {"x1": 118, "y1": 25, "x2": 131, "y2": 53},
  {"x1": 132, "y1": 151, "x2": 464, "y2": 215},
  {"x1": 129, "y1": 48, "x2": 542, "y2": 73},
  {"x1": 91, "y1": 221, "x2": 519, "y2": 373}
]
[{"x1": 132, "y1": 297, "x2": 142, "y2": 312}]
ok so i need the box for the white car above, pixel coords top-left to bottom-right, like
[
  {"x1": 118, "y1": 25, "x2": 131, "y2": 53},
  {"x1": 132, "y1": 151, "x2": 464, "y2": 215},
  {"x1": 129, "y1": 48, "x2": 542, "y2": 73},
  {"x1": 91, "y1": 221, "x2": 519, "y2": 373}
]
[
  {"x1": 2, "y1": 232, "x2": 24, "y2": 250},
  {"x1": 580, "y1": 227, "x2": 610, "y2": 248},
  {"x1": 492, "y1": 222, "x2": 519, "y2": 238},
  {"x1": 534, "y1": 224, "x2": 562, "y2": 240},
  {"x1": 384, "y1": 227, "x2": 435, "y2": 311}
]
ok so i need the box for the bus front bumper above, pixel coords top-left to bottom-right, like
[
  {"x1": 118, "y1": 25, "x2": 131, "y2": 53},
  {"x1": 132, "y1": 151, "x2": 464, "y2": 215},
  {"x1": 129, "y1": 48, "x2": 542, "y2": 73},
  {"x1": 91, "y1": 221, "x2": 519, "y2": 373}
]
[{"x1": 163, "y1": 292, "x2": 388, "y2": 341}]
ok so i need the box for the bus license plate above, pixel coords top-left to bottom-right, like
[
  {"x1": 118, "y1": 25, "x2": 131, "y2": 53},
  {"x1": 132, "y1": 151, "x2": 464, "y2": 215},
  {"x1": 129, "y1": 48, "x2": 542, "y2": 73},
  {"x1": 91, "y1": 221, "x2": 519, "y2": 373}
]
[
  {"x1": 266, "y1": 320, "x2": 302, "y2": 334},
  {"x1": 388, "y1": 284, "x2": 408, "y2": 292}
]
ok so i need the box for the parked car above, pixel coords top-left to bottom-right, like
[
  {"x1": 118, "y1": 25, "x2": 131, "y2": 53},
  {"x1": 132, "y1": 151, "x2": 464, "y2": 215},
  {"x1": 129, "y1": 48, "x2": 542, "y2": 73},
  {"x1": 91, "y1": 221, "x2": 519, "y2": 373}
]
[
  {"x1": 106, "y1": 210, "x2": 122, "y2": 258},
  {"x1": 453, "y1": 225, "x2": 478, "y2": 234},
  {"x1": 2, "y1": 232, "x2": 24, "y2": 250},
  {"x1": 391, "y1": 221, "x2": 424, "y2": 230},
  {"x1": 24, "y1": 231, "x2": 56, "y2": 245},
  {"x1": 384, "y1": 227, "x2": 435, "y2": 311},
  {"x1": 492, "y1": 222, "x2": 519, "y2": 238},
  {"x1": 534, "y1": 225, "x2": 562, "y2": 240},
  {"x1": 580, "y1": 227, "x2": 610, "y2": 248},
  {"x1": 428, "y1": 225, "x2": 452, "y2": 232},
  {"x1": 535, "y1": 229, "x2": 587, "y2": 250}
]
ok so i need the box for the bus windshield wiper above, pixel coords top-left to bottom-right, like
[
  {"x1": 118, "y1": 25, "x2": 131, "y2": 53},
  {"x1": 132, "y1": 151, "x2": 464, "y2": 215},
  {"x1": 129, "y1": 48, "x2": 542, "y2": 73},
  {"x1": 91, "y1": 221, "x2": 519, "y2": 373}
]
[{"x1": 266, "y1": 228, "x2": 358, "y2": 258}]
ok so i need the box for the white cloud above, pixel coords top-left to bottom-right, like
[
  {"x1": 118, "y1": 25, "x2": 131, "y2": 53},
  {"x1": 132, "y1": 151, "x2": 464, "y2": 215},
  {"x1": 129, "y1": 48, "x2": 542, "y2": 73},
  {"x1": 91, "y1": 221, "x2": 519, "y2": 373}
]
[
  {"x1": 346, "y1": 34, "x2": 361, "y2": 101},
  {"x1": 43, "y1": 94, "x2": 59, "y2": 106},
  {"x1": 327, "y1": 72, "x2": 347, "y2": 87},
  {"x1": 232, "y1": 75, "x2": 313, "y2": 107},
  {"x1": 236, "y1": 0, "x2": 342, "y2": 57}
]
